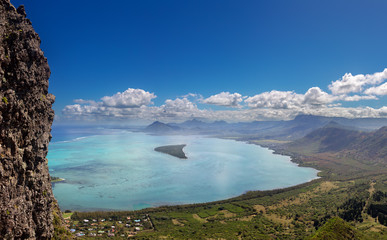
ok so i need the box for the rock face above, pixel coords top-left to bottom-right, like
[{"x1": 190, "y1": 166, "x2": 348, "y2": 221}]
[{"x1": 0, "y1": 0, "x2": 57, "y2": 238}]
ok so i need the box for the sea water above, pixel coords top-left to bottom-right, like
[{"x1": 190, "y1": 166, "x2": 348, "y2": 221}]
[{"x1": 48, "y1": 126, "x2": 319, "y2": 211}]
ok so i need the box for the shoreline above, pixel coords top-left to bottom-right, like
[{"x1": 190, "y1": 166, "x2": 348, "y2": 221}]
[
  {"x1": 60, "y1": 132, "x2": 322, "y2": 212},
  {"x1": 218, "y1": 136, "x2": 324, "y2": 178}
]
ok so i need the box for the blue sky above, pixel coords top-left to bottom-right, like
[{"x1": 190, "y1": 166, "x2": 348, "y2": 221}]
[{"x1": 10, "y1": 0, "x2": 387, "y2": 123}]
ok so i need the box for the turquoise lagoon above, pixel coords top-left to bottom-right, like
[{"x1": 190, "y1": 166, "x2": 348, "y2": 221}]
[{"x1": 48, "y1": 126, "x2": 319, "y2": 211}]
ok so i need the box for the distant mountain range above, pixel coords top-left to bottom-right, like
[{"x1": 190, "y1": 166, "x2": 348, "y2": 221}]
[
  {"x1": 287, "y1": 123, "x2": 387, "y2": 162},
  {"x1": 144, "y1": 115, "x2": 387, "y2": 141}
]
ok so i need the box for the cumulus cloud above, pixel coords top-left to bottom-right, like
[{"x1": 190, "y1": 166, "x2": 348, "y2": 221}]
[
  {"x1": 63, "y1": 96, "x2": 207, "y2": 122},
  {"x1": 303, "y1": 87, "x2": 336, "y2": 106},
  {"x1": 101, "y1": 88, "x2": 156, "y2": 108},
  {"x1": 245, "y1": 87, "x2": 336, "y2": 109},
  {"x1": 202, "y1": 92, "x2": 243, "y2": 107},
  {"x1": 62, "y1": 100, "x2": 387, "y2": 123},
  {"x1": 342, "y1": 95, "x2": 378, "y2": 101},
  {"x1": 163, "y1": 98, "x2": 198, "y2": 112},
  {"x1": 61, "y1": 68, "x2": 387, "y2": 123},
  {"x1": 364, "y1": 82, "x2": 387, "y2": 96},
  {"x1": 245, "y1": 90, "x2": 303, "y2": 109},
  {"x1": 329, "y1": 68, "x2": 387, "y2": 95}
]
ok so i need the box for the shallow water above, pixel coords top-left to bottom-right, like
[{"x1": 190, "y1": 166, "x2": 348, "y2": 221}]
[{"x1": 48, "y1": 126, "x2": 319, "y2": 211}]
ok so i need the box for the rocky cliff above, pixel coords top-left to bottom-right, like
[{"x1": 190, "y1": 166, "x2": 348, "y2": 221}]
[{"x1": 0, "y1": 0, "x2": 58, "y2": 238}]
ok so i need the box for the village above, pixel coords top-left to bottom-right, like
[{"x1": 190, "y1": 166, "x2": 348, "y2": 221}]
[{"x1": 64, "y1": 212, "x2": 154, "y2": 238}]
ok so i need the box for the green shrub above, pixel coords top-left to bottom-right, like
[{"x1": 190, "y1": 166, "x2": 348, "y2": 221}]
[{"x1": 2, "y1": 96, "x2": 8, "y2": 104}]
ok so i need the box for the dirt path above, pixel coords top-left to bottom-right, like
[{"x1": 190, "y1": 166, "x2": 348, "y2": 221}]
[{"x1": 363, "y1": 181, "x2": 375, "y2": 213}]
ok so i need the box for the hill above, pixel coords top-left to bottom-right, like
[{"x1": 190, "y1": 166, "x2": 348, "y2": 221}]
[
  {"x1": 353, "y1": 126, "x2": 387, "y2": 160},
  {"x1": 310, "y1": 217, "x2": 366, "y2": 240},
  {"x1": 287, "y1": 124, "x2": 387, "y2": 161},
  {"x1": 144, "y1": 115, "x2": 387, "y2": 140},
  {"x1": 144, "y1": 121, "x2": 179, "y2": 133},
  {"x1": 287, "y1": 123, "x2": 364, "y2": 154}
]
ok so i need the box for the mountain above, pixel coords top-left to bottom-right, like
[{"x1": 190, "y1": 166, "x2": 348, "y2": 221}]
[
  {"x1": 352, "y1": 126, "x2": 387, "y2": 160},
  {"x1": 287, "y1": 123, "x2": 387, "y2": 164},
  {"x1": 0, "y1": 1, "x2": 66, "y2": 238},
  {"x1": 287, "y1": 123, "x2": 364, "y2": 153},
  {"x1": 176, "y1": 119, "x2": 207, "y2": 129},
  {"x1": 143, "y1": 115, "x2": 387, "y2": 140},
  {"x1": 144, "y1": 121, "x2": 180, "y2": 133}
]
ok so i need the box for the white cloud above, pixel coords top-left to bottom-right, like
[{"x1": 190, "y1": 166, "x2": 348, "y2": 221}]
[
  {"x1": 61, "y1": 68, "x2": 387, "y2": 123},
  {"x1": 329, "y1": 68, "x2": 387, "y2": 95},
  {"x1": 73, "y1": 99, "x2": 98, "y2": 105},
  {"x1": 62, "y1": 97, "x2": 206, "y2": 122},
  {"x1": 364, "y1": 82, "x2": 387, "y2": 96},
  {"x1": 163, "y1": 98, "x2": 198, "y2": 112},
  {"x1": 62, "y1": 100, "x2": 387, "y2": 123},
  {"x1": 181, "y1": 93, "x2": 202, "y2": 99},
  {"x1": 245, "y1": 90, "x2": 304, "y2": 109},
  {"x1": 303, "y1": 87, "x2": 336, "y2": 106},
  {"x1": 101, "y1": 88, "x2": 156, "y2": 108},
  {"x1": 342, "y1": 95, "x2": 378, "y2": 101},
  {"x1": 202, "y1": 92, "x2": 243, "y2": 107},
  {"x1": 245, "y1": 88, "x2": 336, "y2": 109}
]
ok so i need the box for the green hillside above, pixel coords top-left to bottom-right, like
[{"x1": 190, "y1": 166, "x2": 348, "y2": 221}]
[{"x1": 309, "y1": 217, "x2": 366, "y2": 240}]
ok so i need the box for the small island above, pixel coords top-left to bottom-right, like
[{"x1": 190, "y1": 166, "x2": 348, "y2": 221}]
[
  {"x1": 154, "y1": 144, "x2": 187, "y2": 159},
  {"x1": 51, "y1": 176, "x2": 65, "y2": 183}
]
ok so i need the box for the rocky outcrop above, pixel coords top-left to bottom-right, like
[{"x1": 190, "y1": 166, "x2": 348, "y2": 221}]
[{"x1": 0, "y1": 0, "x2": 57, "y2": 238}]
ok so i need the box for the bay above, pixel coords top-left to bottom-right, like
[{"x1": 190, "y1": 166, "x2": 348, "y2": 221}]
[{"x1": 47, "y1": 126, "x2": 319, "y2": 211}]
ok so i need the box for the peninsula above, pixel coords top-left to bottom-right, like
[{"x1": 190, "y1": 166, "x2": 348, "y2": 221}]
[{"x1": 154, "y1": 144, "x2": 187, "y2": 159}]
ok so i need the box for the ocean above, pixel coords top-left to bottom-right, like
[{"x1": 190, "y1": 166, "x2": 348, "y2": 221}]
[{"x1": 47, "y1": 125, "x2": 319, "y2": 211}]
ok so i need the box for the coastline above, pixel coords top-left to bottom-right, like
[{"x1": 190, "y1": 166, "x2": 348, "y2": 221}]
[
  {"x1": 52, "y1": 129, "x2": 322, "y2": 212},
  {"x1": 217, "y1": 136, "x2": 323, "y2": 178}
]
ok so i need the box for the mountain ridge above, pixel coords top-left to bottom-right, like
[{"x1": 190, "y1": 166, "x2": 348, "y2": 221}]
[{"x1": 144, "y1": 115, "x2": 387, "y2": 140}]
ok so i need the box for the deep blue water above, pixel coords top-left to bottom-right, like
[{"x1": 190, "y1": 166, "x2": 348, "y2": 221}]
[{"x1": 48, "y1": 125, "x2": 319, "y2": 211}]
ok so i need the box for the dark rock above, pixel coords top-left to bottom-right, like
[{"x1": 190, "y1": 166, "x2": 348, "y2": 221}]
[
  {"x1": 16, "y1": 5, "x2": 26, "y2": 17},
  {"x1": 0, "y1": 0, "x2": 61, "y2": 238}
]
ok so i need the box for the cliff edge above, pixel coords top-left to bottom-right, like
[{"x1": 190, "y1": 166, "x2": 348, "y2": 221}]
[{"x1": 0, "y1": 0, "x2": 59, "y2": 238}]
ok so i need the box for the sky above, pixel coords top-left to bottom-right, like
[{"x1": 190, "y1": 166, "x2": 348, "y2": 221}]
[{"x1": 10, "y1": 0, "x2": 387, "y2": 124}]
